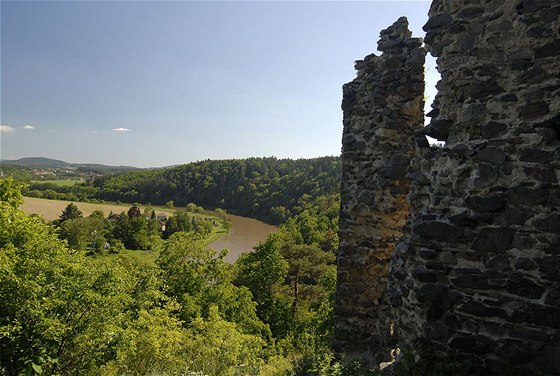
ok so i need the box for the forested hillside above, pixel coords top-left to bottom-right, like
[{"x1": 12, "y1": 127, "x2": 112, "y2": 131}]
[
  {"x1": 92, "y1": 157, "x2": 341, "y2": 224},
  {"x1": 0, "y1": 177, "x2": 347, "y2": 375}
]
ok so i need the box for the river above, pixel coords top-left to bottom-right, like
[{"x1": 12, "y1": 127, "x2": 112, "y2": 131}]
[{"x1": 209, "y1": 214, "x2": 277, "y2": 263}]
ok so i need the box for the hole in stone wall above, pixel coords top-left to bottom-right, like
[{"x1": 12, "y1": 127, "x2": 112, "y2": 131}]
[{"x1": 424, "y1": 52, "x2": 446, "y2": 148}]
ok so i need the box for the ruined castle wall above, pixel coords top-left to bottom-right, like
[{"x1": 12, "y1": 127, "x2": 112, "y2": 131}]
[
  {"x1": 388, "y1": 1, "x2": 560, "y2": 374},
  {"x1": 333, "y1": 17, "x2": 425, "y2": 364}
]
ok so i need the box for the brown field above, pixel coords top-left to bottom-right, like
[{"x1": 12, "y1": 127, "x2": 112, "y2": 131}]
[{"x1": 21, "y1": 197, "x2": 174, "y2": 221}]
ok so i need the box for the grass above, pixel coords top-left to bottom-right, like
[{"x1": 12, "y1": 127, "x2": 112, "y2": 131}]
[
  {"x1": 21, "y1": 196, "x2": 220, "y2": 222},
  {"x1": 93, "y1": 248, "x2": 159, "y2": 267},
  {"x1": 21, "y1": 197, "x2": 169, "y2": 221},
  {"x1": 31, "y1": 179, "x2": 84, "y2": 186},
  {"x1": 22, "y1": 193, "x2": 228, "y2": 219},
  {"x1": 205, "y1": 226, "x2": 229, "y2": 246},
  {"x1": 107, "y1": 249, "x2": 160, "y2": 267}
]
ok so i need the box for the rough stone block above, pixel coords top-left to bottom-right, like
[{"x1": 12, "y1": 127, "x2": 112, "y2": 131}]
[
  {"x1": 449, "y1": 334, "x2": 496, "y2": 355},
  {"x1": 536, "y1": 346, "x2": 560, "y2": 375},
  {"x1": 508, "y1": 186, "x2": 549, "y2": 205},
  {"x1": 457, "y1": 300, "x2": 508, "y2": 319},
  {"x1": 415, "y1": 221, "x2": 465, "y2": 243},
  {"x1": 423, "y1": 13, "x2": 453, "y2": 31},
  {"x1": 474, "y1": 148, "x2": 507, "y2": 165},
  {"x1": 465, "y1": 194, "x2": 505, "y2": 212},
  {"x1": 472, "y1": 227, "x2": 516, "y2": 253}
]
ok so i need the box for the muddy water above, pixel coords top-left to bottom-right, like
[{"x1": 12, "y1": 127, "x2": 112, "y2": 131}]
[{"x1": 209, "y1": 214, "x2": 277, "y2": 263}]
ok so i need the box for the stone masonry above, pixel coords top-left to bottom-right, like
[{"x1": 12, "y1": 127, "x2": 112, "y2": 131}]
[
  {"x1": 336, "y1": 1, "x2": 560, "y2": 374},
  {"x1": 333, "y1": 17, "x2": 425, "y2": 365}
]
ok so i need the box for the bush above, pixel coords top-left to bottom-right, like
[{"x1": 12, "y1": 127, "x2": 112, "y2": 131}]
[
  {"x1": 27, "y1": 189, "x2": 43, "y2": 198},
  {"x1": 108, "y1": 239, "x2": 125, "y2": 254}
]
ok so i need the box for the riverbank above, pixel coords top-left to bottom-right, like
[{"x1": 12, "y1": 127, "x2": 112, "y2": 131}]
[
  {"x1": 208, "y1": 213, "x2": 277, "y2": 262},
  {"x1": 20, "y1": 196, "x2": 277, "y2": 263}
]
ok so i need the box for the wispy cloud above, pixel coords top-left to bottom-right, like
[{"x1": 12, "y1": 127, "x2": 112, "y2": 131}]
[
  {"x1": 0, "y1": 125, "x2": 15, "y2": 133},
  {"x1": 23, "y1": 125, "x2": 35, "y2": 130},
  {"x1": 112, "y1": 127, "x2": 130, "y2": 132}
]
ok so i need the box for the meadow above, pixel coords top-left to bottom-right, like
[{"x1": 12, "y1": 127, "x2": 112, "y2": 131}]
[
  {"x1": 31, "y1": 179, "x2": 85, "y2": 187},
  {"x1": 21, "y1": 196, "x2": 174, "y2": 221}
]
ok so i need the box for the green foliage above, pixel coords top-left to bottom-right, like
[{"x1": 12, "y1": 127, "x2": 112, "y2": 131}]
[
  {"x1": 99, "y1": 304, "x2": 187, "y2": 375},
  {"x1": 0, "y1": 165, "x2": 33, "y2": 182},
  {"x1": 0, "y1": 197, "x2": 233, "y2": 375},
  {"x1": 59, "y1": 202, "x2": 83, "y2": 222},
  {"x1": 224, "y1": 219, "x2": 232, "y2": 232},
  {"x1": 92, "y1": 157, "x2": 341, "y2": 224},
  {"x1": 235, "y1": 194, "x2": 339, "y2": 362},
  {"x1": 105, "y1": 210, "x2": 150, "y2": 250},
  {"x1": 25, "y1": 180, "x2": 99, "y2": 202},
  {"x1": 165, "y1": 210, "x2": 193, "y2": 238},
  {"x1": 157, "y1": 233, "x2": 269, "y2": 337},
  {"x1": 127, "y1": 205, "x2": 142, "y2": 218},
  {"x1": 89, "y1": 209, "x2": 106, "y2": 220},
  {"x1": 0, "y1": 202, "x2": 133, "y2": 374},
  {"x1": 214, "y1": 208, "x2": 228, "y2": 220},
  {"x1": 0, "y1": 176, "x2": 26, "y2": 208},
  {"x1": 290, "y1": 351, "x2": 341, "y2": 376},
  {"x1": 108, "y1": 239, "x2": 126, "y2": 254},
  {"x1": 282, "y1": 244, "x2": 335, "y2": 316},
  {"x1": 194, "y1": 218, "x2": 213, "y2": 237},
  {"x1": 59, "y1": 216, "x2": 105, "y2": 250},
  {"x1": 1, "y1": 179, "x2": 344, "y2": 375},
  {"x1": 26, "y1": 189, "x2": 44, "y2": 198},
  {"x1": 235, "y1": 234, "x2": 290, "y2": 334},
  {"x1": 147, "y1": 217, "x2": 161, "y2": 237},
  {"x1": 110, "y1": 211, "x2": 128, "y2": 242},
  {"x1": 128, "y1": 216, "x2": 150, "y2": 250},
  {"x1": 182, "y1": 306, "x2": 266, "y2": 376}
]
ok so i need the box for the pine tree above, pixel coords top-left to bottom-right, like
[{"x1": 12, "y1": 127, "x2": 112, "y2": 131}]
[{"x1": 59, "y1": 203, "x2": 83, "y2": 222}]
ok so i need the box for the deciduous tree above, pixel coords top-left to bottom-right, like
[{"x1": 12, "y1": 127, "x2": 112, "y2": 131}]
[{"x1": 0, "y1": 176, "x2": 26, "y2": 208}]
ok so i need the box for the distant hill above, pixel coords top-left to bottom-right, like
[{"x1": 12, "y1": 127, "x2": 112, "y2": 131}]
[
  {"x1": 1, "y1": 157, "x2": 70, "y2": 169},
  {"x1": 0, "y1": 157, "x2": 140, "y2": 173}
]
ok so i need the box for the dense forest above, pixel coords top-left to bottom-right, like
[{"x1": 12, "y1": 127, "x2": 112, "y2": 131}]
[
  {"x1": 92, "y1": 157, "x2": 341, "y2": 224},
  {"x1": 0, "y1": 177, "x2": 344, "y2": 375},
  {"x1": 23, "y1": 157, "x2": 341, "y2": 224}
]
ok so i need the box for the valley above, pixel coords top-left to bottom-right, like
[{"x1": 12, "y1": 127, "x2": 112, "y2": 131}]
[{"x1": 21, "y1": 196, "x2": 278, "y2": 263}]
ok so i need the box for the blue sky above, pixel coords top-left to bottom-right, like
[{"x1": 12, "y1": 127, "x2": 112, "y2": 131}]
[{"x1": 1, "y1": 1, "x2": 435, "y2": 167}]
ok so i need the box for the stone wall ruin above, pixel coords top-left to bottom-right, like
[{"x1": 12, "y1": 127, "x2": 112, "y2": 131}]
[
  {"x1": 334, "y1": 1, "x2": 560, "y2": 374},
  {"x1": 333, "y1": 16, "x2": 425, "y2": 365}
]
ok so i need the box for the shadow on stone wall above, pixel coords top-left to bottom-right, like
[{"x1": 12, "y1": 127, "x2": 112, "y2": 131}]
[{"x1": 335, "y1": 1, "x2": 560, "y2": 375}]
